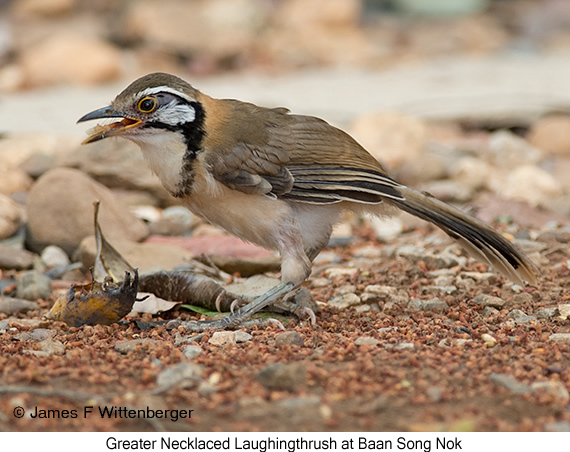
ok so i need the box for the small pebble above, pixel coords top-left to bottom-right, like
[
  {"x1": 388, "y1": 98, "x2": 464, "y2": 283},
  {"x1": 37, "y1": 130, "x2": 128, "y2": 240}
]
[
  {"x1": 530, "y1": 381, "x2": 570, "y2": 403},
  {"x1": 156, "y1": 362, "x2": 203, "y2": 390},
  {"x1": 208, "y1": 331, "x2": 237, "y2": 346},
  {"x1": 407, "y1": 298, "x2": 424, "y2": 311},
  {"x1": 426, "y1": 386, "x2": 443, "y2": 402},
  {"x1": 482, "y1": 306, "x2": 499, "y2": 317},
  {"x1": 489, "y1": 373, "x2": 530, "y2": 395},
  {"x1": 550, "y1": 333, "x2": 570, "y2": 343},
  {"x1": 0, "y1": 244, "x2": 35, "y2": 270},
  {"x1": 182, "y1": 345, "x2": 202, "y2": 359},
  {"x1": 536, "y1": 308, "x2": 557, "y2": 319},
  {"x1": 424, "y1": 285, "x2": 457, "y2": 295},
  {"x1": 329, "y1": 292, "x2": 360, "y2": 309},
  {"x1": 423, "y1": 298, "x2": 449, "y2": 312},
  {"x1": 276, "y1": 395, "x2": 321, "y2": 410},
  {"x1": 275, "y1": 331, "x2": 304, "y2": 347},
  {"x1": 114, "y1": 339, "x2": 159, "y2": 354},
  {"x1": 0, "y1": 297, "x2": 39, "y2": 315},
  {"x1": 256, "y1": 362, "x2": 306, "y2": 392},
  {"x1": 41, "y1": 245, "x2": 70, "y2": 268},
  {"x1": 474, "y1": 294, "x2": 506, "y2": 309},
  {"x1": 394, "y1": 342, "x2": 414, "y2": 350},
  {"x1": 16, "y1": 328, "x2": 55, "y2": 342},
  {"x1": 38, "y1": 339, "x2": 65, "y2": 355},
  {"x1": 545, "y1": 421, "x2": 570, "y2": 432},
  {"x1": 558, "y1": 304, "x2": 570, "y2": 320},
  {"x1": 235, "y1": 331, "x2": 253, "y2": 343},
  {"x1": 355, "y1": 336, "x2": 380, "y2": 347},
  {"x1": 16, "y1": 270, "x2": 52, "y2": 300},
  {"x1": 507, "y1": 309, "x2": 527, "y2": 320}
]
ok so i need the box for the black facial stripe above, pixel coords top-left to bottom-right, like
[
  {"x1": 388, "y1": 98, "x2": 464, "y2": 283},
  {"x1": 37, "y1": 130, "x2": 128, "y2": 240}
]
[{"x1": 141, "y1": 99, "x2": 206, "y2": 198}]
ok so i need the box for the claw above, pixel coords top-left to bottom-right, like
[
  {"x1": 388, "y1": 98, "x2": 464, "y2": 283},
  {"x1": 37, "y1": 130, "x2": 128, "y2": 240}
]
[
  {"x1": 230, "y1": 299, "x2": 240, "y2": 313},
  {"x1": 215, "y1": 294, "x2": 223, "y2": 312},
  {"x1": 268, "y1": 318, "x2": 286, "y2": 330},
  {"x1": 302, "y1": 307, "x2": 317, "y2": 326}
]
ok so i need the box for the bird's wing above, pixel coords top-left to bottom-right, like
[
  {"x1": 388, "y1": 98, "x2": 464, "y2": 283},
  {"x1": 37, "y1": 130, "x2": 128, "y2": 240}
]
[
  {"x1": 204, "y1": 105, "x2": 295, "y2": 197},
  {"x1": 204, "y1": 105, "x2": 403, "y2": 203},
  {"x1": 282, "y1": 115, "x2": 404, "y2": 204}
]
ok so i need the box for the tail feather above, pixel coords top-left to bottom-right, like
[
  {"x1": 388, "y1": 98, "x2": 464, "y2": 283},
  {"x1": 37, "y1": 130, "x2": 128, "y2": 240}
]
[{"x1": 390, "y1": 186, "x2": 538, "y2": 286}]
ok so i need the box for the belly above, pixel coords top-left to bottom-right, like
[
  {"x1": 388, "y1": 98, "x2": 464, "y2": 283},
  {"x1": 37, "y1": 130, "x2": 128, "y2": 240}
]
[{"x1": 184, "y1": 173, "x2": 293, "y2": 251}]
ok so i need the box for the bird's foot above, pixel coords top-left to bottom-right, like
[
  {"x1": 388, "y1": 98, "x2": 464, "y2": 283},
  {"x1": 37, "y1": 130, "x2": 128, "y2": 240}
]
[{"x1": 182, "y1": 282, "x2": 310, "y2": 332}]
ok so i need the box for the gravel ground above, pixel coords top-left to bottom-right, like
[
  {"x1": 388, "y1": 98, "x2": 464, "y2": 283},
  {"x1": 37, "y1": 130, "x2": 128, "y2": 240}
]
[{"x1": 1, "y1": 217, "x2": 569, "y2": 432}]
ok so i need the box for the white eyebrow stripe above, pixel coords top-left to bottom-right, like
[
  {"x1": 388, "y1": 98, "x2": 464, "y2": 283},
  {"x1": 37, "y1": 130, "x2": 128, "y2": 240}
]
[{"x1": 139, "y1": 85, "x2": 196, "y2": 102}]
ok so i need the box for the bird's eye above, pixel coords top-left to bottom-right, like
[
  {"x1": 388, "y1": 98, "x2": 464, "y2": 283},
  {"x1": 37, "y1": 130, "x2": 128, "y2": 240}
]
[{"x1": 138, "y1": 97, "x2": 157, "y2": 113}]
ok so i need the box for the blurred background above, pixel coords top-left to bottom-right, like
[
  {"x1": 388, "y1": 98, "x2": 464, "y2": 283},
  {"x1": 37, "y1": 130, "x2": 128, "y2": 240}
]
[{"x1": 1, "y1": 0, "x2": 570, "y2": 267}]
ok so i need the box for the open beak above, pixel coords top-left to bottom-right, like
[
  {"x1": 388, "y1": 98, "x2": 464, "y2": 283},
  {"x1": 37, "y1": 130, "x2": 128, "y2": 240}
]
[{"x1": 77, "y1": 106, "x2": 141, "y2": 144}]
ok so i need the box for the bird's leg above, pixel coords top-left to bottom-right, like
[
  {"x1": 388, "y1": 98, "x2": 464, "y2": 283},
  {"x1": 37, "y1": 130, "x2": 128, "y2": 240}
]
[{"x1": 181, "y1": 232, "x2": 329, "y2": 331}]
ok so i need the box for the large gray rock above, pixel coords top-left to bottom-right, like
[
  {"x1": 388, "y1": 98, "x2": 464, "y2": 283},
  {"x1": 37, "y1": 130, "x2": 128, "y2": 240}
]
[{"x1": 26, "y1": 168, "x2": 149, "y2": 254}]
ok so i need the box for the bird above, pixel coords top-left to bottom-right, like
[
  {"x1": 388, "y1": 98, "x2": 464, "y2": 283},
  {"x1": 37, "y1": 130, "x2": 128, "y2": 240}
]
[{"x1": 78, "y1": 72, "x2": 538, "y2": 328}]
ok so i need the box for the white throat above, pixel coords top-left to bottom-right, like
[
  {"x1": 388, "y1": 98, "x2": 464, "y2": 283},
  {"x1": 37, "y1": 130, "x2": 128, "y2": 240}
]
[{"x1": 129, "y1": 131, "x2": 187, "y2": 195}]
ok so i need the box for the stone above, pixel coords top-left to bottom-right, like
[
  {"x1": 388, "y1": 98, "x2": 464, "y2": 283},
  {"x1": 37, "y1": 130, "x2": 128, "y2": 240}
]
[
  {"x1": 507, "y1": 309, "x2": 527, "y2": 321},
  {"x1": 275, "y1": 331, "x2": 304, "y2": 347},
  {"x1": 16, "y1": 270, "x2": 52, "y2": 301},
  {"x1": 558, "y1": 304, "x2": 570, "y2": 320},
  {"x1": 0, "y1": 167, "x2": 33, "y2": 196},
  {"x1": 530, "y1": 381, "x2": 570, "y2": 403},
  {"x1": 144, "y1": 234, "x2": 273, "y2": 260},
  {"x1": 349, "y1": 112, "x2": 427, "y2": 170},
  {"x1": 16, "y1": 328, "x2": 56, "y2": 341},
  {"x1": 40, "y1": 245, "x2": 70, "y2": 268},
  {"x1": 20, "y1": 33, "x2": 121, "y2": 87},
  {"x1": 393, "y1": 342, "x2": 414, "y2": 350},
  {"x1": 423, "y1": 298, "x2": 449, "y2": 312},
  {"x1": 545, "y1": 421, "x2": 570, "y2": 432},
  {"x1": 496, "y1": 165, "x2": 563, "y2": 207},
  {"x1": 208, "y1": 331, "x2": 237, "y2": 346},
  {"x1": 235, "y1": 331, "x2": 253, "y2": 343},
  {"x1": 119, "y1": 0, "x2": 265, "y2": 62},
  {"x1": 13, "y1": 0, "x2": 76, "y2": 17},
  {"x1": 550, "y1": 333, "x2": 570, "y2": 343},
  {"x1": 256, "y1": 362, "x2": 306, "y2": 392},
  {"x1": 77, "y1": 236, "x2": 190, "y2": 275},
  {"x1": 361, "y1": 284, "x2": 409, "y2": 305},
  {"x1": 0, "y1": 133, "x2": 76, "y2": 169},
  {"x1": 38, "y1": 339, "x2": 65, "y2": 355},
  {"x1": 26, "y1": 168, "x2": 149, "y2": 254},
  {"x1": 426, "y1": 386, "x2": 443, "y2": 403},
  {"x1": 18, "y1": 153, "x2": 58, "y2": 179},
  {"x1": 369, "y1": 217, "x2": 403, "y2": 242},
  {"x1": 473, "y1": 294, "x2": 506, "y2": 309},
  {"x1": 486, "y1": 130, "x2": 542, "y2": 169},
  {"x1": 182, "y1": 345, "x2": 202, "y2": 359},
  {"x1": 0, "y1": 194, "x2": 23, "y2": 240},
  {"x1": 528, "y1": 115, "x2": 570, "y2": 156},
  {"x1": 62, "y1": 139, "x2": 167, "y2": 204},
  {"x1": 536, "y1": 308, "x2": 557, "y2": 319},
  {"x1": 329, "y1": 292, "x2": 360, "y2": 309},
  {"x1": 156, "y1": 362, "x2": 203, "y2": 391},
  {"x1": 407, "y1": 298, "x2": 424, "y2": 311},
  {"x1": 354, "y1": 336, "x2": 380, "y2": 347},
  {"x1": 0, "y1": 244, "x2": 35, "y2": 270},
  {"x1": 482, "y1": 307, "x2": 499, "y2": 317},
  {"x1": 114, "y1": 339, "x2": 160, "y2": 354},
  {"x1": 489, "y1": 373, "x2": 530, "y2": 395},
  {"x1": 0, "y1": 297, "x2": 39, "y2": 315},
  {"x1": 450, "y1": 157, "x2": 491, "y2": 190}
]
